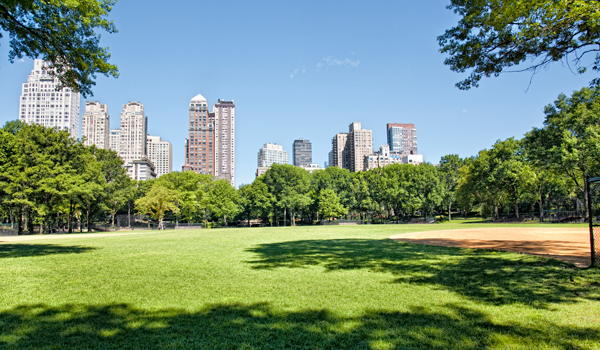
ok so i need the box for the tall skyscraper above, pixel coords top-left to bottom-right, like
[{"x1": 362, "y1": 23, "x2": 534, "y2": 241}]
[
  {"x1": 257, "y1": 143, "x2": 288, "y2": 167},
  {"x1": 109, "y1": 129, "x2": 121, "y2": 154},
  {"x1": 348, "y1": 122, "x2": 373, "y2": 172},
  {"x1": 387, "y1": 123, "x2": 417, "y2": 156},
  {"x1": 18, "y1": 59, "x2": 80, "y2": 138},
  {"x1": 330, "y1": 123, "x2": 373, "y2": 172},
  {"x1": 331, "y1": 133, "x2": 348, "y2": 168},
  {"x1": 147, "y1": 135, "x2": 173, "y2": 178},
  {"x1": 185, "y1": 94, "x2": 236, "y2": 186},
  {"x1": 81, "y1": 101, "x2": 109, "y2": 149},
  {"x1": 293, "y1": 139, "x2": 312, "y2": 167},
  {"x1": 185, "y1": 94, "x2": 214, "y2": 175},
  {"x1": 214, "y1": 99, "x2": 235, "y2": 186},
  {"x1": 119, "y1": 102, "x2": 147, "y2": 165}
]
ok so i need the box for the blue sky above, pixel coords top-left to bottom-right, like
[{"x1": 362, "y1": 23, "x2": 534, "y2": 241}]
[{"x1": 0, "y1": 0, "x2": 595, "y2": 187}]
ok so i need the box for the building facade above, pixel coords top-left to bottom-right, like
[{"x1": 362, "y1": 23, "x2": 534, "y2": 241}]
[
  {"x1": 146, "y1": 135, "x2": 173, "y2": 178},
  {"x1": 331, "y1": 133, "x2": 348, "y2": 169},
  {"x1": 387, "y1": 123, "x2": 417, "y2": 156},
  {"x1": 402, "y1": 154, "x2": 424, "y2": 165},
  {"x1": 185, "y1": 94, "x2": 236, "y2": 186},
  {"x1": 18, "y1": 59, "x2": 80, "y2": 138},
  {"x1": 109, "y1": 129, "x2": 121, "y2": 154},
  {"x1": 257, "y1": 143, "x2": 288, "y2": 167},
  {"x1": 185, "y1": 94, "x2": 214, "y2": 174},
  {"x1": 293, "y1": 139, "x2": 312, "y2": 167},
  {"x1": 119, "y1": 102, "x2": 147, "y2": 166},
  {"x1": 125, "y1": 158, "x2": 156, "y2": 181},
  {"x1": 330, "y1": 123, "x2": 373, "y2": 172},
  {"x1": 365, "y1": 144, "x2": 402, "y2": 170},
  {"x1": 213, "y1": 99, "x2": 235, "y2": 186},
  {"x1": 81, "y1": 101, "x2": 110, "y2": 149},
  {"x1": 348, "y1": 122, "x2": 373, "y2": 172}
]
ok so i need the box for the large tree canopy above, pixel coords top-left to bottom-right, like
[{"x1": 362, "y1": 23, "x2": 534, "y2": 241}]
[
  {"x1": 0, "y1": 0, "x2": 119, "y2": 97},
  {"x1": 439, "y1": 0, "x2": 600, "y2": 89}
]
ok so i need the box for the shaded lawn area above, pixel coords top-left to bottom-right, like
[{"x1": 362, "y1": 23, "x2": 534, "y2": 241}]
[
  {"x1": 0, "y1": 244, "x2": 96, "y2": 259},
  {"x1": 1, "y1": 302, "x2": 598, "y2": 350},
  {"x1": 0, "y1": 224, "x2": 598, "y2": 349},
  {"x1": 247, "y1": 238, "x2": 600, "y2": 307}
]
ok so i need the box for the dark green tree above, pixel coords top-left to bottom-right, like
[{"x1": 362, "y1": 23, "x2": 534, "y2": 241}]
[
  {"x1": 524, "y1": 86, "x2": 600, "y2": 214},
  {"x1": 439, "y1": 154, "x2": 464, "y2": 221},
  {"x1": 0, "y1": 0, "x2": 119, "y2": 96},
  {"x1": 439, "y1": 0, "x2": 600, "y2": 89}
]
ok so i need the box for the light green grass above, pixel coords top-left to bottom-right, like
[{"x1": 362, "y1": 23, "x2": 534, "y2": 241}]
[{"x1": 0, "y1": 223, "x2": 598, "y2": 349}]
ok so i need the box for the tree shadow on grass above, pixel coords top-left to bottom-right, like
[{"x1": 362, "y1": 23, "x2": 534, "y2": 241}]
[
  {"x1": 0, "y1": 302, "x2": 597, "y2": 349},
  {"x1": 0, "y1": 244, "x2": 96, "y2": 259},
  {"x1": 246, "y1": 239, "x2": 600, "y2": 307}
]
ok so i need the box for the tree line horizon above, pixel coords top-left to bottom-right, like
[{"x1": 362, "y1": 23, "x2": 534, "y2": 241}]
[{"x1": 1, "y1": 86, "x2": 599, "y2": 233}]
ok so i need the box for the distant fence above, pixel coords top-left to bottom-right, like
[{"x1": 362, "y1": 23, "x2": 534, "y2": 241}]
[
  {"x1": 486, "y1": 211, "x2": 588, "y2": 223},
  {"x1": 0, "y1": 224, "x2": 18, "y2": 236},
  {"x1": 320, "y1": 217, "x2": 436, "y2": 225}
]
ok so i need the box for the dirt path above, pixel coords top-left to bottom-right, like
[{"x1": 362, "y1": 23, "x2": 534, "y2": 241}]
[
  {"x1": 0, "y1": 231, "x2": 149, "y2": 243},
  {"x1": 390, "y1": 227, "x2": 592, "y2": 267}
]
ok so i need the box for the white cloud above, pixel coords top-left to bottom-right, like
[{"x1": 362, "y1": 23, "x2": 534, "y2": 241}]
[
  {"x1": 290, "y1": 69, "x2": 299, "y2": 79},
  {"x1": 316, "y1": 56, "x2": 360, "y2": 69},
  {"x1": 462, "y1": 108, "x2": 468, "y2": 113}
]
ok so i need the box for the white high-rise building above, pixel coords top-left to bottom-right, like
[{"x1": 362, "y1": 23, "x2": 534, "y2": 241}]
[
  {"x1": 257, "y1": 143, "x2": 288, "y2": 167},
  {"x1": 147, "y1": 135, "x2": 173, "y2": 178},
  {"x1": 18, "y1": 59, "x2": 80, "y2": 138},
  {"x1": 109, "y1": 129, "x2": 121, "y2": 154},
  {"x1": 119, "y1": 102, "x2": 147, "y2": 165},
  {"x1": 213, "y1": 99, "x2": 235, "y2": 187},
  {"x1": 81, "y1": 101, "x2": 109, "y2": 149}
]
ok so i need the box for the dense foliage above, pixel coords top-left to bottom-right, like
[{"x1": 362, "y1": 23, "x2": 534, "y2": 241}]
[
  {"x1": 439, "y1": 0, "x2": 600, "y2": 89},
  {"x1": 0, "y1": 0, "x2": 119, "y2": 97},
  {"x1": 1, "y1": 87, "x2": 600, "y2": 232}
]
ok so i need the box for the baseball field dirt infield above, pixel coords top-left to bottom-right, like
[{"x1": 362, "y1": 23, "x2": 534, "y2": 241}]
[{"x1": 390, "y1": 227, "x2": 592, "y2": 267}]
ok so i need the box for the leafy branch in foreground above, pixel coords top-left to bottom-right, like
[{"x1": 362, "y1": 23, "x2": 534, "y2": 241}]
[
  {"x1": 439, "y1": 0, "x2": 600, "y2": 89},
  {"x1": 0, "y1": 0, "x2": 119, "y2": 97}
]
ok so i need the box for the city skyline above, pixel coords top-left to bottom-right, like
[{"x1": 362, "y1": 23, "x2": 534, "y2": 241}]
[{"x1": 0, "y1": 1, "x2": 595, "y2": 186}]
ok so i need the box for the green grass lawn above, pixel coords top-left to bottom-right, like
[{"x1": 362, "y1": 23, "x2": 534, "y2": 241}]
[{"x1": 0, "y1": 223, "x2": 598, "y2": 349}]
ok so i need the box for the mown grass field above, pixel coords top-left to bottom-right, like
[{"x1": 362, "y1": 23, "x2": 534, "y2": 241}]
[{"x1": 0, "y1": 223, "x2": 599, "y2": 349}]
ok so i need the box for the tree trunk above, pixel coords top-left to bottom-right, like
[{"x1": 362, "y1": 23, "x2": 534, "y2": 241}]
[
  {"x1": 87, "y1": 204, "x2": 93, "y2": 232},
  {"x1": 26, "y1": 207, "x2": 34, "y2": 234},
  {"x1": 284, "y1": 207, "x2": 287, "y2": 227},
  {"x1": 514, "y1": 201, "x2": 519, "y2": 219},
  {"x1": 223, "y1": 214, "x2": 227, "y2": 227},
  {"x1": 17, "y1": 207, "x2": 23, "y2": 235},
  {"x1": 448, "y1": 200, "x2": 452, "y2": 222},
  {"x1": 43, "y1": 214, "x2": 51, "y2": 234},
  {"x1": 539, "y1": 199, "x2": 544, "y2": 223},
  {"x1": 493, "y1": 200, "x2": 499, "y2": 221},
  {"x1": 274, "y1": 205, "x2": 278, "y2": 227},
  {"x1": 68, "y1": 201, "x2": 74, "y2": 233},
  {"x1": 128, "y1": 202, "x2": 132, "y2": 228}
]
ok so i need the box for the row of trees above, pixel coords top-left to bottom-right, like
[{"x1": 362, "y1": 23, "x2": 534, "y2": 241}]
[
  {"x1": 0, "y1": 121, "x2": 240, "y2": 233},
  {"x1": 1, "y1": 86, "x2": 599, "y2": 232}
]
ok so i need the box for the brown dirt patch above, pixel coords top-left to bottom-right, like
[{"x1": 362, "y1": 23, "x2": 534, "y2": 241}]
[{"x1": 390, "y1": 227, "x2": 592, "y2": 267}]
